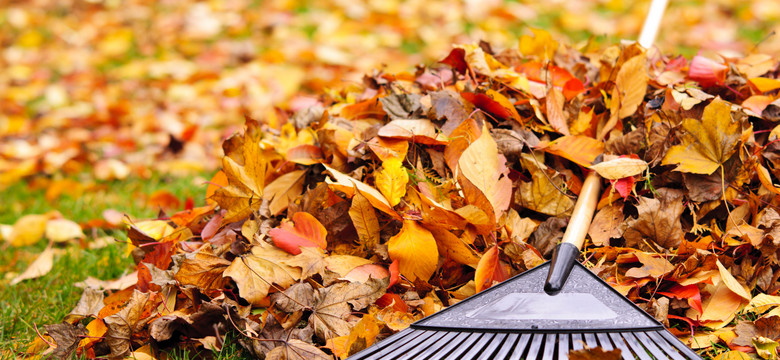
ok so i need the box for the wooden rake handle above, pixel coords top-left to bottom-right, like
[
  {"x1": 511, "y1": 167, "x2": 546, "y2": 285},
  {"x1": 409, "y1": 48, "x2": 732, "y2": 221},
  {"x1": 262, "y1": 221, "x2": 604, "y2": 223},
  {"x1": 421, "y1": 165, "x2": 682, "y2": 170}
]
[{"x1": 544, "y1": 171, "x2": 601, "y2": 295}]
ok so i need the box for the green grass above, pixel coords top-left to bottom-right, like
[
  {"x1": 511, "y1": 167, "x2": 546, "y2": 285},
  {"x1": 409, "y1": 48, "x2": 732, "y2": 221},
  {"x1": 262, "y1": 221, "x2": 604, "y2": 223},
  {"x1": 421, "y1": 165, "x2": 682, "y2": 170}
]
[{"x1": 0, "y1": 172, "x2": 250, "y2": 358}]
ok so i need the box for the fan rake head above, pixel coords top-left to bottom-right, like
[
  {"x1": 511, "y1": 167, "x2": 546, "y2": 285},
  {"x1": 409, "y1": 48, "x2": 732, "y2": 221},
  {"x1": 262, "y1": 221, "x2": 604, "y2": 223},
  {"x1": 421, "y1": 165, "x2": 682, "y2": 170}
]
[{"x1": 348, "y1": 262, "x2": 701, "y2": 360}]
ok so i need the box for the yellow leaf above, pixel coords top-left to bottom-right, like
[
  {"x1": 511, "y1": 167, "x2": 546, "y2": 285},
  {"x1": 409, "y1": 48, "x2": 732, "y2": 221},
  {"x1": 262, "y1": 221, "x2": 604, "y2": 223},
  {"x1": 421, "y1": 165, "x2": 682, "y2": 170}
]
[
  {"x1": 387, "y1": 220, "x2": 438, "y2": 281},
  {"x1": 211, "y1": 125, "x2": 280, "y2": 223},
  {"x1": 262, "y1": 170, "x2": 306, "y2": 216},
  {"x1": 602, "y1": 54, "x2": 648, "y2": 139},
  {"x1": 662, "y1": 98, "x2": 742, "y2": 175},
  {"x1": 223, "y1": 241, "x2": 301, "y2": 306},
  {"x1": 614, "y1": 54, "x2": 648, "y2": 119},
  {"x1": 458, "y1": 123, "x2": 512, "y2": 218},
  {"x1": 747, "y1": 294, "x2": 780, "y2": 313},
  {"x1": 45, "y1": 218, "x2": 85, "y2": 243},
  {"x1": 324, "y1": 164, "x2": 399, "y2": 219},
  {"x1": 716, "y1": 260, "x2": 752, "y2": 300},
  {"x1": 349, "y1": 190, "x2": 381, "y2": 252},
  {"x1": 519, "y1": 28, "x2": 558, "y2": 60},
  {"x1": 7, "y1": 214, "x2": 48, "y2": 247},
  {"x1": 375, "y1": 158, "x2": 409, "y2": 207},
  {"x1": 713, "y1": 351, "x2": 751, "y2": 360},
  {"x1": 516, "y1": 156, "x2": 576, "y2": 216}
]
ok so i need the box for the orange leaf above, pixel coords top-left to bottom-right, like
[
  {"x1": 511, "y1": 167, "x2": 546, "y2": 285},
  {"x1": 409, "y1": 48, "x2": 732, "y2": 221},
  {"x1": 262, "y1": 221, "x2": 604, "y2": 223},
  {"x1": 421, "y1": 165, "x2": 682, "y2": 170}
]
[
  {"x1": 269, "y1": 212, "x2": 327, "y2": 255},
  {"x1": 537, "y1": 135, "x2": 604, "y2": 168},
  {"x1": 475, "y1": 246, "x2": 506, "y2": 292},
  {"x1": 205, "y1": 170, "x2": 228, "y2": 206},
  {"x1": 657, "y1": 284, "x2": 703, "y2": 315},
  {"x1": 387, "y1": 220, "x2": 438, "y2": 281},
  {"x1": 340, "y1": 96, "x2": 385, "y2": 120}
]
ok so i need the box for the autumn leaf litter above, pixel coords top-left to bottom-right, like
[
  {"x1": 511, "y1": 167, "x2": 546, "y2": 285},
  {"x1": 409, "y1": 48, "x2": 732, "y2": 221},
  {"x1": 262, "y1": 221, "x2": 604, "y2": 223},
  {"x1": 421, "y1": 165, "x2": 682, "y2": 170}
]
[{"x1": 25, "y1": 30, "x2": 780, "y2": 359}]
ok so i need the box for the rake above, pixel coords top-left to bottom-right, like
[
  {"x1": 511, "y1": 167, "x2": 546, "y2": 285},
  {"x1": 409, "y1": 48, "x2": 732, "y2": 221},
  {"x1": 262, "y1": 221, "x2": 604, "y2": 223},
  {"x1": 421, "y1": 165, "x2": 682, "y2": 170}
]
[{"x1": 348, "y1": 2, "x2": 703, "y2": 357}]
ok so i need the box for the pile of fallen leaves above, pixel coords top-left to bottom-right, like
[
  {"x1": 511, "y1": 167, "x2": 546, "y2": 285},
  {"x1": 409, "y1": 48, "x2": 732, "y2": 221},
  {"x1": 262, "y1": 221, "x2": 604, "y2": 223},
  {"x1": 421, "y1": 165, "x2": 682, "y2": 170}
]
[{"x1": 27, "y1": 30, "x2": 780, "y2": 359}]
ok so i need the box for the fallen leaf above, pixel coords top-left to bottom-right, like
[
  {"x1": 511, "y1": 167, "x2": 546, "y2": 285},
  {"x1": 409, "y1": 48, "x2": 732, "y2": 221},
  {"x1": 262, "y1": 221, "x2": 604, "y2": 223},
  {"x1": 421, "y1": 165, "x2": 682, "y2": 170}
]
[
  {"x1": 717, "y1": 260, "x2": 752, "y2": 300},
  {"x1": 624, "y1": 194, "x2": 684, "y2": 249},
  {"x1": 11, "y1": 244, "x2": 54, "y2": 285},
  {"x1": 263, "y1": 170, "x2": 306, "y2": 216},
  {"x1": 568, "y1": 347, "x2": 622, "y2": 360},
  {"x1": 266, "y1": 339, "x2": 331, "y2": 360},
  {"x1": 375, "y1": 158, "x2": 409, "y2": 207},
  {"x1": 7, "y1": 213, "x2": 49, "y2": 247},
  {"x1": 603, "y1": 53, "x2": 648, "y2": 138},
  {"x1": 589, "y1": 157, "x2": 648, "y2": 180},
  {"x1": 625, "y1": 251, "x2": 674, "y2": 279},
  {"x1": 474, "y1": 246, "x2": 507, "y2": 292},
  {"x1": 588, "y1": 202, "x2": 625, "y2": 246},
  {"x1": 174, "y1": 251, "x2": 231, "y2": 291},
  {"x1": 223, "y1": 241, "x2": 301, "y2": 306},
  {"x1": 349, "y1": 190, "x2": 380, "y2": 253},
  {"x1": 387, "y1": 220, "x2": 438, "y2": 281},
  {"x1": 269, "y1": 212, "x2": 328, "y2": 255},
  {"x1": 323, "y1": 164, "x2": 399, "y2": 219},
  {"x1": 458, "y1": 123, "x2": 512, "y2": 219},
  {"x1": 662, "y1": 98, "x2": 742, "y2": 175},
  {"x1": 45, "y1": 218, "x2": 84, "y2": 243}
]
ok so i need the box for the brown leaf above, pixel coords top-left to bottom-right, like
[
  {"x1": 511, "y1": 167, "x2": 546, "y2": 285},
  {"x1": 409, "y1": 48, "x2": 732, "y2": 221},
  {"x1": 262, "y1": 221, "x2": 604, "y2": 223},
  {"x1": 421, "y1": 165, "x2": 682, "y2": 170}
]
[
  {"x1": 45, "y1": 323, "x2": 87, "y2": 359},
  {"x1": 624, "y1": 192, "x2": 684, "y2": 249},
  {"x1": 65, "y1": 287, "x2": 104, "y2": 322},
  {"x1": 310, "y1": 278, "x2": 387, "y2": 339},
  {"x1": 266, "y1": 339, "x2": 332, "y2": 360},
  {"x1": 588, "y1": 202, "x2": 625, "y2": 246},
  {"x1": 569, "y1": 347, "x2": 623, "y2": 360},
  {"x1": 529, "y1": 217, "x2": 567, "y2": 258},
  {"x1": 625, "y1": 251, "x2": 674, "y2": 279},
  {"x1": 223, "y1": 241, "x2": 301, "y2": 306},
  {"x1": 430, "y1": 90, "x2": 470, "y2": 135},
  {"x1": 104, "y1": 290, "x2": 153, "y2": 357},
  {"x1": 174, "y1": 251, "x2": 231, "y2": 291}
]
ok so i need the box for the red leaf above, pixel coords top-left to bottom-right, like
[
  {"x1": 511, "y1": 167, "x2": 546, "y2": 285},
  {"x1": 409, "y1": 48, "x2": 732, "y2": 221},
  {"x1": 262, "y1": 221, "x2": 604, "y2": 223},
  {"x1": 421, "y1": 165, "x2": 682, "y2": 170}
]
[
  {"x1": 612, "y1": 177, "x2": 635, "y2": 199},
  {"x1": 389, "y1": 259, "x2": 400, "y2": 287},
  {"x1": 658, "y1": 284, "x2": 703, "y2": 315},
  {"x1": 460, "y1": 92, "x2": 512, "y2": 120},
  {"x1": 439, "y1": 48, "x2": 467, "y2": 74},
  {"x1": 687, "y1": 56, "x2": 727, "y2": 88},
  {"x1": 375, "y1": 293, "x2": 408, "y2": 313},
  {"x1": 269, "y1": 212, "x2": 328, "y2": 255}
]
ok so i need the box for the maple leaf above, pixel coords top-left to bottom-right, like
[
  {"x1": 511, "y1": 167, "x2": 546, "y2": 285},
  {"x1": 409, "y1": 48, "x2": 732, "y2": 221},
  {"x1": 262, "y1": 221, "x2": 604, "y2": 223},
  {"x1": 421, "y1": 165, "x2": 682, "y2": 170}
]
[
  {"x1": 624, "y1": 190, "x2": 685, "y2": 249},
  {"x1": 662, "y1": 98, "x2": 743, "y2": 175},
  {"x1": 103, "y1": 290, "x2": 154, "y2": 357},
  {"x1": 210, "y1": 124, "x2": 281, "y2": 223},
  {"x1": 516, "y1": 156, "x2": 575, "y2": 217},
  {"x1": 44, "y1": 323, "x2": 87, "y2": 359},
  {"x1": 519, "y1": 28, "x2": 558, "y2": 60},
  {"x1": 173, "y1": 251, "x2": 231, "y2": 291},
  {"x1": 269, "y1": 212, "x2": 328, "y2": 255},
  {"x1": 374, "y1": 157, "x2": 408, "y2": 207},
  {"x1": 223, "y1": 241, "x2": 301, "y2": 306},
  {"x1": 387, "y1": 220, "x2": 438, "y2": 281},
  {"x1": 266, "y1": 339, "x2": 332, "y2": 360}
]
